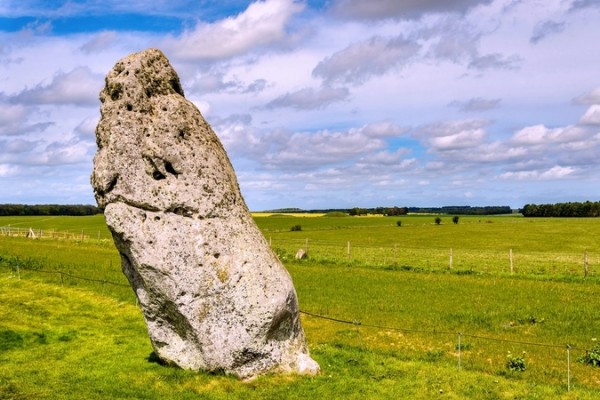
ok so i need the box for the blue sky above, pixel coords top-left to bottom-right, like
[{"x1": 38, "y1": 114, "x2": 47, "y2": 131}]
[{"x1": 1, "y1": 0, "x2": 600, "y2": 210}]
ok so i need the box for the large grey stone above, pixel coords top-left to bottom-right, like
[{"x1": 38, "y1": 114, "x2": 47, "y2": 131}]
[{"x1": 91, "y1": 48, "x2": 319, "y2": 379}]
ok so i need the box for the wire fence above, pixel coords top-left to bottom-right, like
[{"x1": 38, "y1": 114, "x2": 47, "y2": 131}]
[
  {"x1": 0, "y1": 225, "x2": 103, "y2": 240},
  {"x1": 269, "y1": 237, "x2": 599, "y2": 277},
  {"x1": 2, "y1": 262, "x2": 599, "y2": 393},
  {"x1": 2, "y1": 225, "x2": 598, "y2": 278}
]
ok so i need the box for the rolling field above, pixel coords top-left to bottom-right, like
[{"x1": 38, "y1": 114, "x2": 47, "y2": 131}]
[{"x1": 1, "y1": 214, "x2": 599, "y2": 399}]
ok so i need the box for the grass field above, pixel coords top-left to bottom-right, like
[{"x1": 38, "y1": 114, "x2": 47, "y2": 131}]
[{"x1": 1, "y1": 214, "x2": 600, "y2": 399}]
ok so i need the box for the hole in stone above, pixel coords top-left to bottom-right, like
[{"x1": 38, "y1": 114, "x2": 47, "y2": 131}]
[
  {"x1": 170, "y1": 78, "x2": 184, "y2": 96},
  {"x1": 126, "y1": 104, "x2": 133, "y2": 111},
  {"x1": 154, "y1": 216, "x2": 161, "y2": 221},
  {"x1": 164, "y1": 161, "x2": 179, "y2": 176},
  {"x1": 152, "y1": 170, "x2": 166, "y2": 180},
  {"x1": 104, "y1": 174, "x2": 119, "y2": 194},
  {"x1": 213, "y1": 253, "x2": 220, "y2": 259}
]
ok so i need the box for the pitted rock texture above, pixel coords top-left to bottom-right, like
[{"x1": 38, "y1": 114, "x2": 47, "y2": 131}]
[{"x1": 91, "y1": 48, "x2": 319, "y2": 379}]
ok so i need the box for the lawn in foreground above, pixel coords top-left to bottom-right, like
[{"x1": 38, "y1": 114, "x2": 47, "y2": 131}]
[{"x1": 1, "y1": 276, "x2": 595, "y2": 400}]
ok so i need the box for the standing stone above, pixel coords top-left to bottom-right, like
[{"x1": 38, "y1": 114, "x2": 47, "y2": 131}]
[{"x1": 91, "y1": 48, "x2": 319, "y2": 379}]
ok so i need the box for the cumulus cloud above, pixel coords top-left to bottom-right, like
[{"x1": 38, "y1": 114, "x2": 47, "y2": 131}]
[
  {"x1": 530, "y1": 20, "x2": 565, "y2": 44},
  {"x1": 163, "y1": 0, "x2": 304, "y2": 61},
  {"x1": 312, "y1": 35, "x2": 420, "y2": 85},
  {"x1": 14, "y1": 66, "x2": 102, "y2": 106},
  {"x1": 265, "y1": 86, "x2": 350, "y2": 110},
  {"x1": 500, "y1": 165, "x2": 577, "y2": 180},
  {"x1": 414, "y1": 119, "x2": 488, "y2": 152},
  {"x1": 330, "y1": 0, "x2": 493, "y2": 20},
  {"x1": 448, "y1": 97, "x2": 501, "y2": 112},
  {"x1": 579, "y1": 105, "x2": 600, "y2": 125},
  {"x1": 218, "y1": 120, "x2": 406, "y2": 172},
  {"x1": 574, "y1": 87, "x2": 600, "y2": 105}
]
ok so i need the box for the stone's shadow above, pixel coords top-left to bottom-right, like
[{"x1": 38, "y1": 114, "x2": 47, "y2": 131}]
[{"x1": 146, "y1": 351, "x2": 169, "y2": 366}]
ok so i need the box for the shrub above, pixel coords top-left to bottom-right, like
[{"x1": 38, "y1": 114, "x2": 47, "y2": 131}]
[
  {"x1": 452, "y1": 216, "x2": 460, "y2": 224},
  {"x1": 579, "y1": 341, "x2": 600, "y2": 367},
  {"x1": 434, "y1": 217, "x2": 442, "y2": 225},
  {"x1": 396, "y1": 220, "x2": 402, "y2": 227},
  {"x1": 506, "y1": 351, "x2": 527, "y2": 372},
  {"x1": 290, "y1": 225, "x2": 302, "y2": 232}
]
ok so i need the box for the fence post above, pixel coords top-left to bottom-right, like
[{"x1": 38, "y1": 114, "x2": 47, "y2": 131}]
[
  {"x1": 509, "y1": 249, "x2": 514, "y2": 274},
  {"x1": 584, "y1": 251, "x2": 589, "y2": 277},
  {"x1": 347, "y1": 241, "x2": 350, "y2": 258},
  {"x1": 449, "y1": 248, "x2": 453, "y2": 270},
  {"x1": 566, "y1": 345, "x2": 571, "y2": 392}
]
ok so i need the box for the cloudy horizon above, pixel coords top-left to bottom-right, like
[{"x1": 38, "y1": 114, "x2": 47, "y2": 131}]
[{"x1": 1, "y1": 0, "x2": 600, "y2": 211}]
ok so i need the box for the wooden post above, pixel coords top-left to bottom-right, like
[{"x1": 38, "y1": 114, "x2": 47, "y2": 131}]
[
  {"x1": 305, "y1": 238, "x2": 309, "y2": 254},
  {"x1": 509, "y1": 249, "x2": 514, "y2": 274},
  {"x1": 347, "y1": 241, "x2": 350, "y2": 257},
  {"x1": 584, "y1": 251, "x2": 589, "y2": 277},
  {"x1": 449, "y1": 248, "x2": 453, "y2": 269}
]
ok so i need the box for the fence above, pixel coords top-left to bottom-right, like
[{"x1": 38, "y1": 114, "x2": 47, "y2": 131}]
[
  {"x1": 270, "y1": 237, "x2": 598, "y2": 277},
  {"x1": 1, "y1": 262, "x2": 598, "y2": 393},
  {"x1": 2, "y1": 225, "x2": 598, "y2": 278},
  {"x1": 0, "y1": 225, "x2": 99, "y2": 240}
]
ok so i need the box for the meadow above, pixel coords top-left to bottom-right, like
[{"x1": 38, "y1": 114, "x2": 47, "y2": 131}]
[{"x1": 1, "y1": 214, "x2": 599, "y2": 399}]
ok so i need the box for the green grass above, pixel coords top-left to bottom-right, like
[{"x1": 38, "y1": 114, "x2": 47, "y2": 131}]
[
  {"x1": 258, "y1": 215, "x2": 600, "y2": 276},
  {"x1": 1, "y1": 214, "x2": 600, "y2": 398},
  {"x1": 1, "y1": 277, "x2": 598, "y2": 399}
]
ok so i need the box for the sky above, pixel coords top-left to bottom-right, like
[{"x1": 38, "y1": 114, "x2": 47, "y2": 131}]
[{"x1": 1, "y1": 0, "x2": 600, "y2": 211}]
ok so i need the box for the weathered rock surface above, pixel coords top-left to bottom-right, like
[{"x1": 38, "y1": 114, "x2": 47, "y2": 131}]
[{"x1": 91, "y1": 48, "x2": 319, "y2": 379}]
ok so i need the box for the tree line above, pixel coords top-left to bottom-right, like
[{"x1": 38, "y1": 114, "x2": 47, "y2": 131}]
[
  {"x1": 521, "y1": 201, "x2": 600, "y2": 217},
  {"x1": 0, "y1": 204, "x2": 101, "y2": 216},
  {"x1": 406, "y1": 206, "x2": 512, "y2": 215}
]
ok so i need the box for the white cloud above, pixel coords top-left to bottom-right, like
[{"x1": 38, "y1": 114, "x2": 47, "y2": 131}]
[
  {"x1": 448, "y1": 97, "x2": 501, "y2": 112},
  {"x1": 0, "y1": 164, "x2": 20, "y2": 177},
  {"x1": 14, "y1": 66, "x2": 102, "y2": 106},
  {"x1": 312, "y1": 35, "x2": 421, "y2": 85},
  {"x1": 80, "y1": 31, "x2": 118, "y2": 53},
  {"x1": 501, "y1": 165, "x2": 577, "y2": 180},
  {"x1": 330, "y1": 0, "x2": 494, "y2": 20},
  {"x1": 574, "y1": 87, "x2": 600, "y2": 104},
  {"x1": 265, "y1": 86, "x2": 350, "y2": 110},
  {"x1": 163, "y1": 0, "x2": 304, "y2": 61},
  {"x1": 579, "y1": 105, "x2": 600, "y2": 125}
]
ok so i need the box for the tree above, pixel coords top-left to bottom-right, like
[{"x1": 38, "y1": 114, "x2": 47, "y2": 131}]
[
  {"x1": 452, "y1": 216, "x2": 460, "y2": 224},
  {"x1": 434, "y1": 217, "x2": 442, "y2": 225}
]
